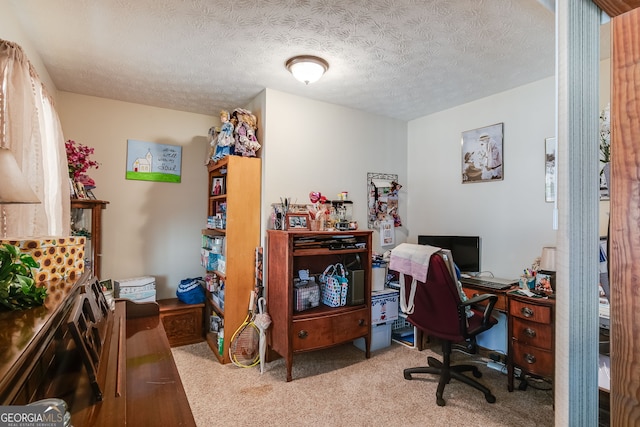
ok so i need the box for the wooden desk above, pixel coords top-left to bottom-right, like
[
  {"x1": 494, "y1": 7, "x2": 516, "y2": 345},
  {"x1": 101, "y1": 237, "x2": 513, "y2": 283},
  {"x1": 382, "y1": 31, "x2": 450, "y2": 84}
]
[{"x1": 460, "y1": 283, "x2": 515, "y2": 312}]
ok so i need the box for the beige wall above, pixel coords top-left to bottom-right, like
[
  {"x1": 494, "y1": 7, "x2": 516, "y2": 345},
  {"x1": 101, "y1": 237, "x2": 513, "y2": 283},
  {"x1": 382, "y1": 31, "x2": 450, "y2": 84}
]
[
  {"x1": 261, "y1": 88, "x2": 409, "y2": 254},
  {"x1": 57, "y1": 92, "x2": 213, "y2": 299},
  {"x1": 407, "y1": 77, "x2": 557, "y2": 278}
]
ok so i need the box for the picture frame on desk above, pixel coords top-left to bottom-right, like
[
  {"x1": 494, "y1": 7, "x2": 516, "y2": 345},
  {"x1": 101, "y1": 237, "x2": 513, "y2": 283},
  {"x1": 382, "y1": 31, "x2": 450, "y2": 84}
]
[
  {"x1": 535, "y1": 270, "x2": 555, "y2": 293},
  {"x1": 285, "y1": 213, "x2": 309, "y2": 230}
]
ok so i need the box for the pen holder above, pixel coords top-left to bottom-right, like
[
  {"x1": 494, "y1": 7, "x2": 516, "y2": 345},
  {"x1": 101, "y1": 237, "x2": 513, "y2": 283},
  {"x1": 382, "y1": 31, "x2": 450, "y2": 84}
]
[{"x1": 520, "y1": 275, "x2": 536, "y2": 291}]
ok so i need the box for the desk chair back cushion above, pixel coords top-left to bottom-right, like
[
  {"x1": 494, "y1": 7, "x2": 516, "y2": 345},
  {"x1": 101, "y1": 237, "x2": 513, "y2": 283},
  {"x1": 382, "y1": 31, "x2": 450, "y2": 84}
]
[{"x1": 404, "y1": 252, "x2": 493, "y2": 343}]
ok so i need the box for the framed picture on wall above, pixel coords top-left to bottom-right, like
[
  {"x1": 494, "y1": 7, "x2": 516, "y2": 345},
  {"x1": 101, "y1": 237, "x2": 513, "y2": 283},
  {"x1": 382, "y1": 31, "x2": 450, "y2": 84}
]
[
  {"x1": 461, "y1": 122, "x2": 504, "y2": 183},
  {"x1": 545, "y1": 137, "x2": 557, "y2": 203}
]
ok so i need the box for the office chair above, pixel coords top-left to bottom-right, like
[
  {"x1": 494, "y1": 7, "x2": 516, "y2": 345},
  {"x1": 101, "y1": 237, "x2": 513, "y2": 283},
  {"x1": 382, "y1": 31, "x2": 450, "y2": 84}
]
[{"x1": 402, "y1": 251, "x2": 499, "y2": 407}]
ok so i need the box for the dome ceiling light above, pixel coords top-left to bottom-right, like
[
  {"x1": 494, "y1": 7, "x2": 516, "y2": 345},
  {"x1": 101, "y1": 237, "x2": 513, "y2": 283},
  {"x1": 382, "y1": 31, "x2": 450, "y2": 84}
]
[{"x1": 285, "y1": 55, "x2": 329, "y2": 85}]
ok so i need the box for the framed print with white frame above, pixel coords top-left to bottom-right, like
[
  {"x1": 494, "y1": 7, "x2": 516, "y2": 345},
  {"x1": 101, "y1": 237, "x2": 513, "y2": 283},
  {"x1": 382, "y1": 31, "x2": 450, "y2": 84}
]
[
  {"x1": 461, "y1": 122, "x2": 504, "y2": 183},
  {"x1": 545, "y1": 137, "x2": 557, "y2": 203}
]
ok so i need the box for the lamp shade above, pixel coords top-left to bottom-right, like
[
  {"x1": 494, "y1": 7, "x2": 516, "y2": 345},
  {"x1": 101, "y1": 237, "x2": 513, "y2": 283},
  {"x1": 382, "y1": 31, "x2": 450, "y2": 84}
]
[
  {"x1": 285, "y1": 55, "x2": 329, "y2": 85},
  {"x1": 540, "y1": 246, "x2": 556, "y2": 271},
  {"x1": 0, "y1": 147, "x2": 40, "y2": 204}
]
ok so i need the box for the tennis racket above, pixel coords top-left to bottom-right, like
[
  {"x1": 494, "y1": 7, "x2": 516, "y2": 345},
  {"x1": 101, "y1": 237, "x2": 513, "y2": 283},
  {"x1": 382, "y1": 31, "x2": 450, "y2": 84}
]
[{"x1": 229, "y1": 290, "x2": 260, "y2": 368}]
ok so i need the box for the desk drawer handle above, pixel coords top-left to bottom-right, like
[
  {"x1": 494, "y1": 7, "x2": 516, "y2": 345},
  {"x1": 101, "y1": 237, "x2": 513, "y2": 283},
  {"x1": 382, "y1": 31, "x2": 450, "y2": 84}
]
[
  {"x1": 298, "y1": 330, "x2": 308, "y2": 339},
  {"x1": 524, "y1": 328, "x2": 537, "y2": 338},
  {"x1": 521, "y1": 307, "x2": 534, "y2": 318},
  {"x1": 358, "y1": 319, "x2": 366, "y2": 327},
  {"x1": 524, "y1": 353, "x2": 537, "y2": 364}
]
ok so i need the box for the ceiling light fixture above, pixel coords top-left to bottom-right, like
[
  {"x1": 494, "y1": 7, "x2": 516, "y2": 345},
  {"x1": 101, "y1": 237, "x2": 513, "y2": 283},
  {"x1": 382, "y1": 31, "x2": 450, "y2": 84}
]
[{"x1": 285, "y1": 55, "x2": 329, "y2": 85}]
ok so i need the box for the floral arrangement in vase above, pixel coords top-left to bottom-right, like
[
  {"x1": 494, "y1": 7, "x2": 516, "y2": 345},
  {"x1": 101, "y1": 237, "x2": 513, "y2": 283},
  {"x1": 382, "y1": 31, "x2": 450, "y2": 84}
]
[{"x1": 65, "y1": 139, "x2": 99, "y2": 181}]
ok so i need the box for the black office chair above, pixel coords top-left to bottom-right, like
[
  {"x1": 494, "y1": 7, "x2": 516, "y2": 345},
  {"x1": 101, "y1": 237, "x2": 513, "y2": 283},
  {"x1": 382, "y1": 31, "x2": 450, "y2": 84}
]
[{"x1": 402, "y1": 251, "x2": 499, "y2": 406}]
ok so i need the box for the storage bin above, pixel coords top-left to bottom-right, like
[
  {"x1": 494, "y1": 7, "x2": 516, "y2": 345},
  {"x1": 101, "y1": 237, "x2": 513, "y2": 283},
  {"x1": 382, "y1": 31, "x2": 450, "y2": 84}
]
[
  {"x1": 114, "y1": 276, "x2": 156, "y2": 302},
  {"x1": 371, "y1": 289, "x2": 399, "y2": 323},
  {"x1": 353, "y1": 321, "x2": 392, "y2": 352}
]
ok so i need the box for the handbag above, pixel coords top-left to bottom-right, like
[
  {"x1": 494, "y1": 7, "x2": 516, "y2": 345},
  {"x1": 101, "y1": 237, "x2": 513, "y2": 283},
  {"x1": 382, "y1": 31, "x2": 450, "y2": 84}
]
[
  {"x1": 293, "y1": 278, "x2": 320, "y2": 312},
  {"x1": 320, "y1": 263, "x2": 349, "y2": 307}
]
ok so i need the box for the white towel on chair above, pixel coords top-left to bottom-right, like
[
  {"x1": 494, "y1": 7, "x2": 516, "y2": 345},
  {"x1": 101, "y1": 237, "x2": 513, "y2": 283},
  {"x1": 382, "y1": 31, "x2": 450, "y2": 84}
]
[{"x1": 389, "y1": 243, "x2": 440, "y2": 314}]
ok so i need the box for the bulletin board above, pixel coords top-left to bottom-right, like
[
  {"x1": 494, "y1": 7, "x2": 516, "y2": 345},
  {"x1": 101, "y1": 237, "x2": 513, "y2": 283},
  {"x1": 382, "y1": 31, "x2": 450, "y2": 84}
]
[{"x1": 367, "y1": 172, "x2": 401, "y2": 229}]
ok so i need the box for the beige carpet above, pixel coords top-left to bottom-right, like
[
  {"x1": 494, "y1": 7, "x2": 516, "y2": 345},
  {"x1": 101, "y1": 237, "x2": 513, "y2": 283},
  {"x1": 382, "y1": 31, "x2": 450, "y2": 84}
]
[{"x1": 172, "y1": 341, "x2": 554, "y2": 426}]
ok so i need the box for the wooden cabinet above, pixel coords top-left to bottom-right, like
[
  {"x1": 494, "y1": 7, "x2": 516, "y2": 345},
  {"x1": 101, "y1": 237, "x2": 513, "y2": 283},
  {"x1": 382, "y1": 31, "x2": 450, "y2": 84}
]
[
  {"x1": 71, "y1": 199, "x2": 108, "y2": 279},
  {"x1": 507, "y1": 292, "x2": 555, "y2": 391},
  {"x1": 267, "y1": 230, "x2": 373, "y2": 381},
  {"x1": 158, "y1": 298, "x2": 205, "y2": 347},
  {"x1": 202, "y1": 156, "x2": 261, "y2": 363}
]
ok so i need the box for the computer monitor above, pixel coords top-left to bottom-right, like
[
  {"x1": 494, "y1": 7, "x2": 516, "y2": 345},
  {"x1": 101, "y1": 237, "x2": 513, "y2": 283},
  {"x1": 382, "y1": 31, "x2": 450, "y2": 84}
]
[{"x1": 417, "y1": 235, "x2": 481, "y2": 273}]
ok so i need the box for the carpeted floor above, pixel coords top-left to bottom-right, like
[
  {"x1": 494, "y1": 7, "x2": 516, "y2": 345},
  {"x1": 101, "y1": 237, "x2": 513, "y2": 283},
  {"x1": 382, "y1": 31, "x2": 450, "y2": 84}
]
[{"x1": 172, "y1": 341, "x2": 554, "y2": 426}]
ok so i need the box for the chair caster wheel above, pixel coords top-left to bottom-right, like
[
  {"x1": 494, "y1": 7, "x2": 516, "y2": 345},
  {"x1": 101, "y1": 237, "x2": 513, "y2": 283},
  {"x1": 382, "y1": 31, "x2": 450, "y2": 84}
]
[
  {"x1": 436, "y1": 397, "x2": 446, "y2": 407},
  {"x1": 404, "y1": 372, "x2": 412, "y2": 380},
  {"x1": 485, "y1": 393, "x2": 496, "y2": 403}
]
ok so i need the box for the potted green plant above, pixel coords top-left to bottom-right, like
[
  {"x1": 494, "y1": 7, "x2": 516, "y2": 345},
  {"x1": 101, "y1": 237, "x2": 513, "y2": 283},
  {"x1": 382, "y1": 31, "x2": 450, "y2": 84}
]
[{"x1": 0, "y1": 243, "x2": 46, "y2": 310}]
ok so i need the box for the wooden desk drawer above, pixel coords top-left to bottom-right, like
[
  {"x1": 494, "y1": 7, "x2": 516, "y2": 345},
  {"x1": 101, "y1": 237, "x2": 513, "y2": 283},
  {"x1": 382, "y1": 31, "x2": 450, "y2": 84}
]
[
  {"x1": 293, "y1": 310, "x2": 368, "y2": 351},
  {"x1": 512, "y1": 317, "x2": 553, "y2": 350},
  {"x1": 512, "y1": 341, "x2": 553, "y2": 378},
  {"x1": 462, "y1": 286, "x2": 507, "y2": 312},
  {"x1": 509, "y1": 299, "x2": 552, "y2": 323}
]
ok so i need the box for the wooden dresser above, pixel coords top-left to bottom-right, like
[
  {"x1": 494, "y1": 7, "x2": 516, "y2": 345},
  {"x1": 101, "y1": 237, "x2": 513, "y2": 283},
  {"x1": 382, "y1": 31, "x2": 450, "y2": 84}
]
[
  {"x1": 0, "y1": 272, "x2": 196, "y2": 426},
  {"x1": 507, "y1": 292, "x2": 555, "y2": 391}
]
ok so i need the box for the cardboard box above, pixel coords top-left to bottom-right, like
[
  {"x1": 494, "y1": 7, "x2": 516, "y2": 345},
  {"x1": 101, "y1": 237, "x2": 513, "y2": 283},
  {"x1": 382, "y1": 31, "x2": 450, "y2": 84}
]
[
  {"x1": 354, "y1": 321, "x2": 392, "y2": 352},
  {"x1": 114, "y1": 276, "x2": 156, "y2": 302},
  {"x1": 1, "y1": 237, "x2": 86, "y2": 284},
  {"x1": 371, "y1": 289, "x2": 399, "y2": 324}
]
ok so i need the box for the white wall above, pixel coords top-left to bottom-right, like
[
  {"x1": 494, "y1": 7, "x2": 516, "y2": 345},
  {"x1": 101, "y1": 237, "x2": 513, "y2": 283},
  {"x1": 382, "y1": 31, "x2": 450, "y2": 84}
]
[
  {"x1": 407, "y1": 77, "x2": 557, "y2": 279},
  {"x1": 57, "y1": 92, "x2": 213, "y2": 299},
  {"x1": 261, "y1": 88, "x2": 408, "y2": 254}
]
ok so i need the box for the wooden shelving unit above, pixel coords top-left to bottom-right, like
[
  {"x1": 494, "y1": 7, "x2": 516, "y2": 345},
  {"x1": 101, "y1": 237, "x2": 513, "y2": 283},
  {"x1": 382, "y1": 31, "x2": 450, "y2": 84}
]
[
  {"x1": 71, "y1": 199, "x2": 108, "y2": 279},
  {"x1": 201, "y1": 156, "x2": 261, "y2": 364}
]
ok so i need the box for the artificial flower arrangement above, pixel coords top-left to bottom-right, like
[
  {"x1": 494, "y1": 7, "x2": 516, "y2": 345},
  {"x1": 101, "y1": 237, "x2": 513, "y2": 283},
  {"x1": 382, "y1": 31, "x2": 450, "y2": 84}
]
[
  {"x1": 307, "y1": 191, "x2": 329, "y2": 224},
  {"x1": 65, "y1": 139, "x2": 99, "y2": 182}
]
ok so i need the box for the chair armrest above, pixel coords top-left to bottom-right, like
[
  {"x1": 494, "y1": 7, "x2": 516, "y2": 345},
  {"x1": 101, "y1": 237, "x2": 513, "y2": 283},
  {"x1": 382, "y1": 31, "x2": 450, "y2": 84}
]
[{"x1": 460, "y1": 293, "x2": 499, "y2": 330}]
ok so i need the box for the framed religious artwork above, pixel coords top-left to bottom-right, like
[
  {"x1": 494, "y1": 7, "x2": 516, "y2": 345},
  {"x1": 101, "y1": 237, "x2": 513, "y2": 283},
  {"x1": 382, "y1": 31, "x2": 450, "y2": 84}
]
[{"x1": 461, "y1": 122, "x2": 504, "y2": 183}]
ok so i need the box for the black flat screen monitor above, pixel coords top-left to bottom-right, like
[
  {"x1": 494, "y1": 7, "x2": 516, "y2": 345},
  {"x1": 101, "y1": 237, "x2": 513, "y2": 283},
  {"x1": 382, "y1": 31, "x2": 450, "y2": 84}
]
[{"x1": 417, "y1": 235, "x2": 481, "y2": 273}]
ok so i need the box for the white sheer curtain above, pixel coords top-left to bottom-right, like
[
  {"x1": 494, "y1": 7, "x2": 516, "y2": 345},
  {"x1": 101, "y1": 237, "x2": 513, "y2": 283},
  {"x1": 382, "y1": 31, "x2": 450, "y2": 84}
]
[{"x1": 0, "y1": 39, "x2": 69, "y2": 238}]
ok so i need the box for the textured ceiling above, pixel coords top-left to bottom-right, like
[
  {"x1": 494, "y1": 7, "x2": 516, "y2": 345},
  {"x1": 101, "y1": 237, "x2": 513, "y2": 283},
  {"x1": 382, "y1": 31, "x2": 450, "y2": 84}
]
[{"x1": 7, "y1": 0, "x2": 605, "y2": 121}]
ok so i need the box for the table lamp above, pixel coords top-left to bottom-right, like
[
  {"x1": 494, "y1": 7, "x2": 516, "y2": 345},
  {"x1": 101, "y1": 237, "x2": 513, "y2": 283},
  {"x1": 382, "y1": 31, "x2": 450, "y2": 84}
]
[
  {"x1": 0, "y1": 147, "x2": 40, "y2": 238},
  {"x1": 540, "y1": 247, "x2": 556, "y2": 272}
]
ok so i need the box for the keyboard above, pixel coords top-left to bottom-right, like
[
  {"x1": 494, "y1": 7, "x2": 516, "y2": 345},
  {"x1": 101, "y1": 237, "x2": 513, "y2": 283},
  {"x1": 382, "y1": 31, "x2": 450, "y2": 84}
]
[{"x1": 460, "y1": 277, "x2": 517, "y2": 290}]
